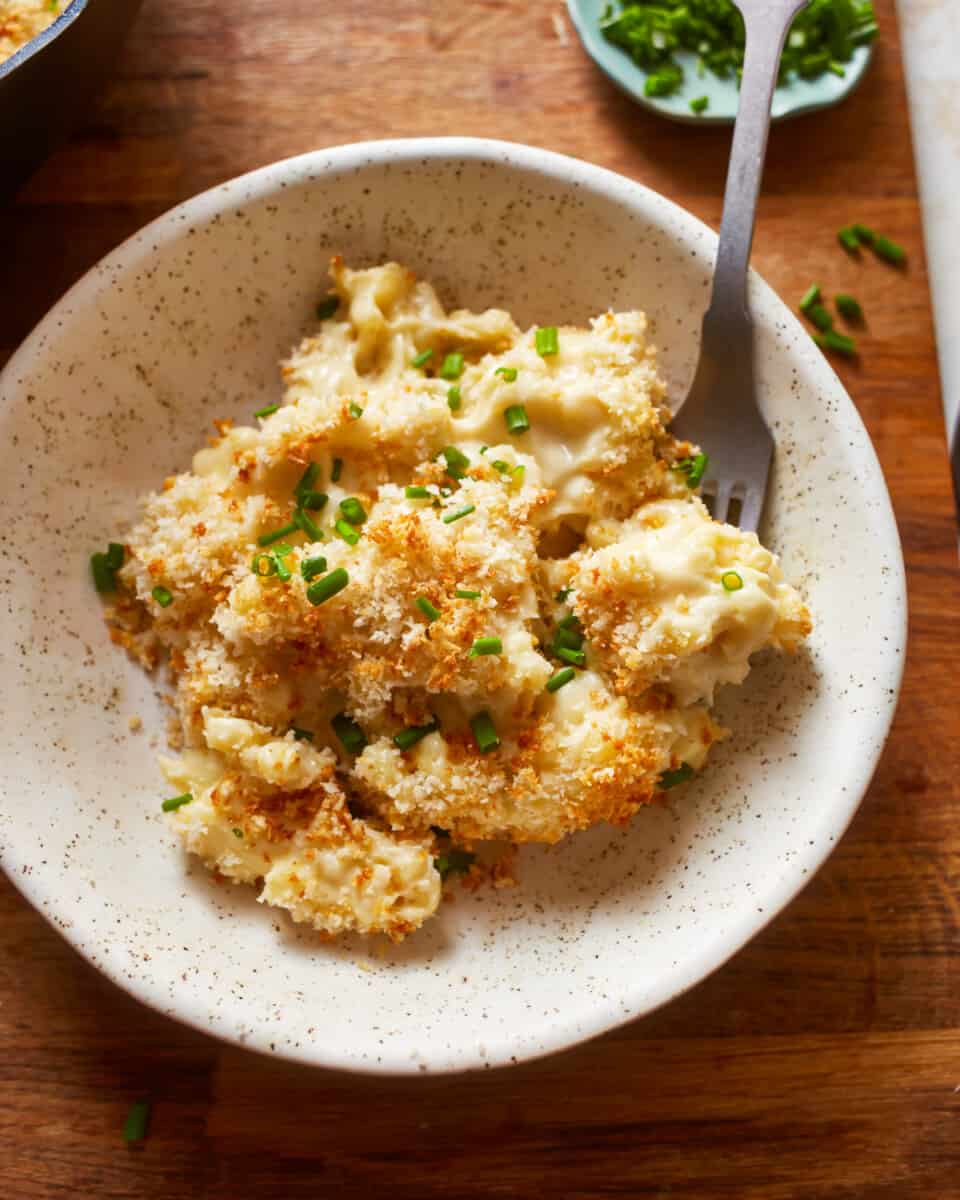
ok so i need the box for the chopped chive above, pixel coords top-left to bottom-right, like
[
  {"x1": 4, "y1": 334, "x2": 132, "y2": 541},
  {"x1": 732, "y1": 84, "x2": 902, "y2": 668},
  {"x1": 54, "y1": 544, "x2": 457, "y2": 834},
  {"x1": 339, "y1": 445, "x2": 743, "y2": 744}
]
[
  {"x1": 106, "y1": 543, "x2": 125, "y2": 570},
  {"x1": 430, "y1": 825, "x2": 450, "y2": 838},
  {"x1": 658, "y1": 762, "x2": 695, "y2": 790},
  {"x1": 535, "y1": 326, "x2": 559, "y2": 357},
  {"x1": 546, "y1": 666, "x2": 576, "y2": 693},
  {"x1": 873, "y1": 235, "x2": 906, "y2": 266},
  {"x1": 232, "y1": 827, "x2": 243, "y2": 839},
  {"x1": 511, "y1": 464, "x2": 526, "y2": 487},
  {"x1": 441, "y1": 445, "x2": 470, "y2": 480},
  {"x1": 123, "y1": 1099, "x2": 151, "y2": 1144},
  {"x1": 439, "y1": 352, "x2": 464, "y2": 380},
  {"x1": 644, "y1": 65, "x2": 684, "y2": 96},
  {"x1": 838, "y1": 226, "x2": 861, "y2": 253},
  {"x1": 151, "y1": 586, "x2": 173, "y2": 608},
  {"x1": 671, "y1": 452, "x2": 709, "y2": 487},
  {"x1": 254, "y1": 404, "x2": 280, "y2": 419},
  {"x1": 799, "y1": 284, "x2": 821, "y2": 313},
  {"x1": 258, "y1": 520, "x2": 299, "y2": 547},
  {"x1": 558, "y1": 612, "x2": 581, "y2": 631},
  {"x1": 504, "y1": 405, "x2": 530, "y2": 434},
  {"x1": 555, "y1": 588, "x2": 572, "y2": 603},
  {"x1": 455, "y1": 588, "x2": 481, "y2": 599},
  {"x1": 300, "y1": 555, "x2": 328, "y2": 581},
  {"x1": 835, "y1": 294, "x2": 864, "y2": 322},
  {"x1": 291, "y1": 727, "x2": 314, "y2": 741},
  {"x1": 469, "y1": 636, "x2": 503, "y2": 657},
  {"x1": 447, "y1": 385, "x2": 462, "y2": 412},
  {"x1": 348, "y1": 402, "x2": 363, "y2": 420},
  {"x1": 272, "y1": 543, "x2": 294, "y2": 558},
  {"x1": 491, "y1": 460, "x2": 510, "y2": 473},
  {"x1": 161, "y1": 793, "x2": 192, "y2": 812},
  {"x1": 339, "y1": 497, "x2": 367, "y2": 526},
  {"x1": 411, "y1": 348, "x2": 434, "y2": 369},
  {"x1": 554, "y1": 627, "x2": 584, "y2": 652},
  {"x1": 852, "y1": 223, "x2": 875, "y2": 245},
  {"x1": 442, "y1": 504, "x2": 475, "y2": 525},
  {"x1": 331, "y1": 712, "x2": 366, "y2": 755},
  {"x1": 494, "y1": 366, "x2": 518, "y2": 382},
  {"x1": 469, "y1": 710, "x2": 500, "y2": 754},
  {"x1": 274, "y1": 556, "x2": 292, "y2": 582},
  {"x1": 416, "y1": 596, "x2": 440, "y2": 622},
  {"x1": 807, "y1": 303, "x2": 833, "y2": 332},
  {"x1": 90, "y1": 553, "x2": 116, "y2": 593},
  {"x1": 316, "y1": 295, "x2": 339, "y2": 320},
  {"x1": 394, "y1": 720, "x2": 439, "y2": 751},
  {"x1": 293, "y1": 463, "x2": 320, "y2": 498},
  {"x1": 814, "y1": 330, "x2": 857, "y2": 357},
  {"x1": 306, "y1": 567, "x2": 349, "y2": 605},
  {"x1": 827, "y1": 60, "x2": 846, "y2": 77},
  {"x1": 435, "y1": 848, "x2": 475, "y2": 881},
  {"x1": 251, "y1": 552, "x2": 278, "y2": 577},
  {"x1": 689, "y1": 95, "x2": 709, "y2": 114},
  {"x1": 331, "y1": 457, "x2": 343, "y2": 482},
  {"x1": 406, "y1": 485, "x2": 431, "y2": 498},
  {"x1": 721, "y1": 570, "x2": 744, "y2": 592},
  {"x1": 301, "y1": 491, "x2": 328, "y2": 511},
  {"x1": 293, "y1": 507, "x2": 322, "y2": 542},
  {"x1": 334, "y1": 518, "x2": 360, "y2": 545},
  {"x1": 556, "y1": 646, "x2": 586, "y2": 667}
]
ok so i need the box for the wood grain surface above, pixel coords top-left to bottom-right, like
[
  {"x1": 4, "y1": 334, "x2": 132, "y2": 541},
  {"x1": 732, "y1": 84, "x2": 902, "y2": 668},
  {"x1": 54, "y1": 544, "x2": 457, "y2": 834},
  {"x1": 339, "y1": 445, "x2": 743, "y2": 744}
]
[{"x1": 1, "y1": 2, "x2": 958, "y2": 1196}]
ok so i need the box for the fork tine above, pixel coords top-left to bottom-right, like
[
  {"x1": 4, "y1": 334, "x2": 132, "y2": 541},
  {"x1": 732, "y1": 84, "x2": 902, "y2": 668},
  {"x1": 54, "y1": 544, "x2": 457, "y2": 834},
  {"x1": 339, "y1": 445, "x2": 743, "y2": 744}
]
[
  {"x1": 738, "y1": 484, "x2": 765, "y2": 534},
  {"x1": 711, "y1": 480, "x2": 733, "y2": 525}
]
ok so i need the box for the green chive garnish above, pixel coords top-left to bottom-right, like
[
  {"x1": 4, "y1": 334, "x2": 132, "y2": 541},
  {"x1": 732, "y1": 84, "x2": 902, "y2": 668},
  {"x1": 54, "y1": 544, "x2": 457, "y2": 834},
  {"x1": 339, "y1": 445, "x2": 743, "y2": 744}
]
[
  {"x1": 293, "y1": 463, "x2": 320, "y2": 498},
  {"x1": 835, "y1": 294, "x2": 864, "y2": 322},
  {"x1": 335, "y1": 519, "x2": 360, "y2": 545},
  {"x1": 316, "y1": 295, "x2": 339, "y2": 320},
  {"x1": 442, "y1": 504, "x2": 475, "y2": 524},
  {"x1": 90, "y1": 553, "x2": 116, "y2": 593},
  {"x1": 838, "y1": 226, "x2": 861, "y2": 253},
  {"x1": 814, "y1": 330, "x2": 857, "y2": 357},
  {"x1": 300, "y1": 491, "x2": 328, "y2": 511},
  {"x1": 535, "y1": 326, "x2": 559, "y2": 356},
  {"x1": 658, "y1": 762, "x2": 695, "y2": 790},
  {"x1": 258, "y1": 520, "x2": 299, "y2": 547},
  {"x1": 255, "y1": 404, "x2": 280, "y2": 419},
  {"x1": 494, "y1": 366, "x2": 518, "y2": 382},
  {"x1": 331, "y1": 713, "x2": 366, "y2": 755},
  {"x1": 435, "y1": 848, "x2": 475, "y2": 881},
  {"x1": 447, "y1": 385, "x2": 462, "y2": 412},
  {"x1": 504, "y1": 405, "x2": 530, "y2": 434},
  {"x1": 232, "y1": 827, "x2": 243, "y2": 838},
  {"x1": 416, "y1": 596, "x2": 440, "y2": 622},
  {"x1": 671, "y1": 452, "x2": 709, "y2": 487},
  {"x1": 151, "y1": 586, "x2": 173, "y2": 608},
  {"x1": 106, "y1": 543, "x2": 125, "y2": 570},
  {"x1": 852, "y1": 223, "x2": 875, "y2": 245},
  {"x1": 300, "y1": 555, "x2": 328, "y2": 581},
  {"x1": 807, "y1": 304, "x2": 833, "y2": 332},
  {"x1": 799, "y1": 284, "x2": 821, "y2": 313},
  {"x1": 469, "y1": 636, "x2": 502, "y2": 657},
  {"x1": 291, "y1": 727, "x2": 314, "y2": 741},
  {"x1": 455, "y1": 588, "x2": 481, "y2": 599},
  {"x1": 556, "y1": 646, "x2": 586, "y2": 667},
  {"x1": 331, "y1": 457, "x2": 343, "y2": 482},
  {"x1": 348, "y1": 402, "x2": 363, "y2": 420},
  {"x1": 470, "y1": 711, "x2": 500, "y2": 754},
  {"x1": 162, "y1": 793, "x2": 192, "y2": 812},
  {"x1": 394, "y1": 721, "x2": 439, "y2": 751},
  {"x1": 274, "y1": 555, "x2": 292, "y2": 582},
  {"x1": 689, "y1": 95, "x2": 709, "y2": 114},
  {"x1": 721, "y1": 570, "x2": 744, "y2": 592},
  {"x1": 439, "y1": 352, "x2": 464, "y2": 380},
  {"x1": 251, "y1": 552, "x2": 277, "y2": 577},
  {"x1": 546, "y1": 667, "x2": 576, "y2": 693},
  {"x1": 123, "y1": 1099, "x2": 151, "y2": 1144},
  {"x1": 339, "y1": 497, "x2": 367, "y2": 526},
  {"x1": 491, "y1": 460, "x2": 510, "y2": 473},
  {"x1": 555, "y1": 588, "x2": 572, "y2": 603},
  {"x1": 411, "y1": 348, "x2": 434, "y2": 369},
  {"x1": 557, "y1": 612, "x2": 580, "y2": 631},
  {"x1": 441, "y1": 446, "x2": 470, "y2": 479},
  {"x1": 873, "y1": 235, "x2": 906, "y2": 266},
  {"x1": 406, "y1": 485, "x2": 431, "y2": 498},
  {"x1": 306, "y1": 567, "x2": 349, "y2": 605},
  {"x1": 554, "y1": 627, "x2": 584, "y2": 652},
  {"x1": 294, "y1": 508, "x2": 323, "y2": 542}
]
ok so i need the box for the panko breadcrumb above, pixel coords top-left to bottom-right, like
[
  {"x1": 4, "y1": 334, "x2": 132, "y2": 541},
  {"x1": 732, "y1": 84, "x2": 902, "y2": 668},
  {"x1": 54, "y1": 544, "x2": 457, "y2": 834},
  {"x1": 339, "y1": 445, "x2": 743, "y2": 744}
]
[{"x1": 107, "y1": 259, "x2": 811, "y2": 941}]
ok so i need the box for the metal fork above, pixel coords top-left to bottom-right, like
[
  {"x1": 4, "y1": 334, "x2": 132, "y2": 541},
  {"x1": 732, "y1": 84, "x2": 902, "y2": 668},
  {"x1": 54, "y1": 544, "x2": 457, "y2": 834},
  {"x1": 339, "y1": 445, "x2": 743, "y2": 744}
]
[{"x1": 670, "y1": 0, "x2": 808, "y2": 532}]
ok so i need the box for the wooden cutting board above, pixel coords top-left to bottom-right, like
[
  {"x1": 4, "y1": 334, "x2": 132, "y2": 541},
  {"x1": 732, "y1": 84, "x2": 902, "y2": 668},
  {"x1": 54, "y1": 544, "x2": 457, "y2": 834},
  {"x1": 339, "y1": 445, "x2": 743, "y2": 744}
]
[{"x1": 1, "y1": 2, "x2": 957, "y2": 1196}]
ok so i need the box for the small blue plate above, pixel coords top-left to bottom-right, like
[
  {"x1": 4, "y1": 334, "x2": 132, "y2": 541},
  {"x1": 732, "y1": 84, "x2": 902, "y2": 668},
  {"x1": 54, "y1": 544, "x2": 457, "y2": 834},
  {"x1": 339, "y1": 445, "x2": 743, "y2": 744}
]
[{"x1": 567, "y1": 0, "x2": 875, "y2": 125}]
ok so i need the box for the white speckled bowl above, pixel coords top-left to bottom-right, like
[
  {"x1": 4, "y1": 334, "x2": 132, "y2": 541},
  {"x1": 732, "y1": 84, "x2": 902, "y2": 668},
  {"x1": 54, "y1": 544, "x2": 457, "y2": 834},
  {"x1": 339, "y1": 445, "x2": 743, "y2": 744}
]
[{"x1": 0, "y1": 139, "x2": 905, "y2": 1075}]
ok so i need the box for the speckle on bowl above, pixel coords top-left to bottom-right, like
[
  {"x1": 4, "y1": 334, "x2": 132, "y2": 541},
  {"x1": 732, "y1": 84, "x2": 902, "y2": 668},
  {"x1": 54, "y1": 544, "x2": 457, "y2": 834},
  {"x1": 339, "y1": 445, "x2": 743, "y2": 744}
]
[{"x1": 0, "y1": 139, "x2": 905, "y2": 1075}]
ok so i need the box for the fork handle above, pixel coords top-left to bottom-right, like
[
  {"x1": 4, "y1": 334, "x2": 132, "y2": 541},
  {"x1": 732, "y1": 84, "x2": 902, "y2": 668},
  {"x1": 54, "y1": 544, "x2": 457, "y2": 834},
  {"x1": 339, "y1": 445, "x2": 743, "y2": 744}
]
[{"x1": 706, "y1": 0, "x2": 808, "y2": 333}]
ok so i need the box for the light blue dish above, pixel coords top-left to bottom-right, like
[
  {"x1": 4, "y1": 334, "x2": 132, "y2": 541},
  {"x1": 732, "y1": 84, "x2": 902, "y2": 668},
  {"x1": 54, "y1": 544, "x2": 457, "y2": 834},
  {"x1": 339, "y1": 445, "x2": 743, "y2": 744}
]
[{"x1": 567, "y1": 0, "x2": 875, "y2": 124}]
